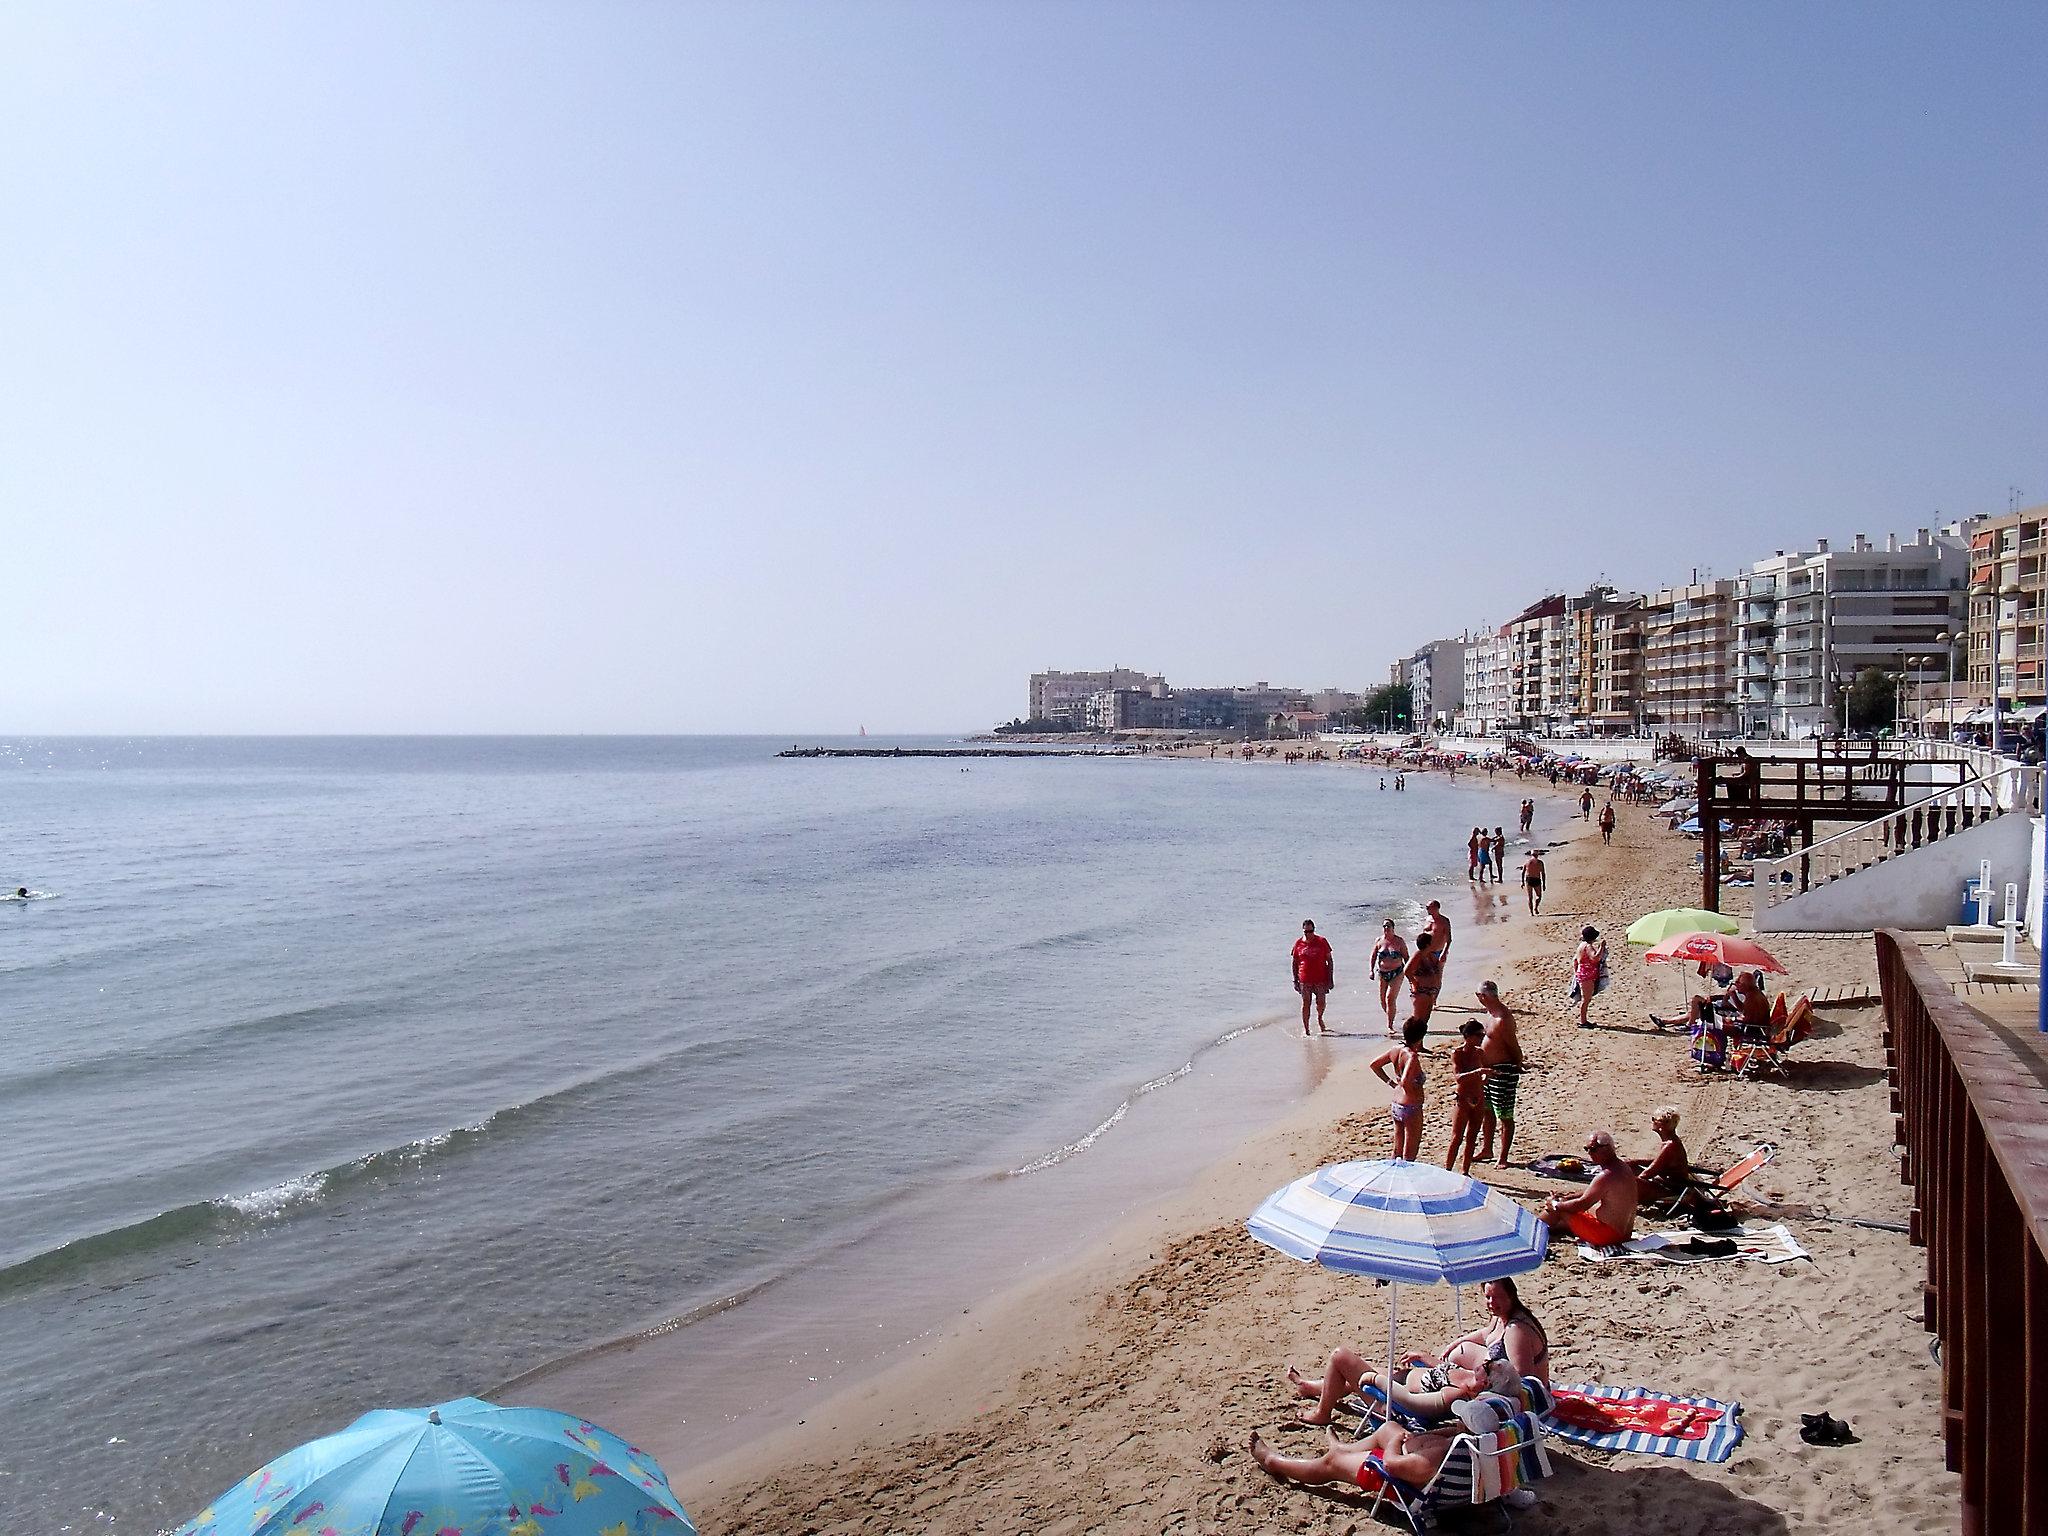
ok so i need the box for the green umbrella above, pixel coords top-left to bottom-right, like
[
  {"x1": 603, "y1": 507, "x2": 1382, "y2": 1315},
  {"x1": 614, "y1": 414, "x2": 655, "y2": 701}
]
[{"x1": 1626, "y1": 907, "x2": 1740, "y2": 945}]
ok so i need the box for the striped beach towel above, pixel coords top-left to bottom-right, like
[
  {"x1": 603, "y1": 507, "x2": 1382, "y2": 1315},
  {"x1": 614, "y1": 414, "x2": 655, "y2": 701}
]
[{"x1": 1541, "y1": 1384, "x2": 1744, "y2": 1463}]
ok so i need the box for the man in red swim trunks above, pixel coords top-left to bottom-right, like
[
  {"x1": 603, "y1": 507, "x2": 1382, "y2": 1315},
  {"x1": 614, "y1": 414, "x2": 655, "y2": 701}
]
[
  {"x1": 1537, "y1": 1130, "x2": 1640, "y2": 1247},
  {"x1": 1292, "y1": 919, "x2": 1335, "y2": 1036}
]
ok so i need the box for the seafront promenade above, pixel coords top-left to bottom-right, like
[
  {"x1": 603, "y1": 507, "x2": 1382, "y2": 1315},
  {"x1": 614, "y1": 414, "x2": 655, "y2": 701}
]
[{"x1": 666, "y1": 774, "x2": 1962, "y2": 1534}]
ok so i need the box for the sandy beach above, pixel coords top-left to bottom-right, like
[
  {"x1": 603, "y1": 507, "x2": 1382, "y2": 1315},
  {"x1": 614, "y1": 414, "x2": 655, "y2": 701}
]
[{"x1": 633, "y1": 775, "x2": 1955, "y2": 1533}]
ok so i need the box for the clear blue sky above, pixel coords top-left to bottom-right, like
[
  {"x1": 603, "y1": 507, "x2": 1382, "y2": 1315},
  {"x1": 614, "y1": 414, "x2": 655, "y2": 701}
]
[{"x1": 5, "y1": 2, "x2": 2043, "y2": 732}]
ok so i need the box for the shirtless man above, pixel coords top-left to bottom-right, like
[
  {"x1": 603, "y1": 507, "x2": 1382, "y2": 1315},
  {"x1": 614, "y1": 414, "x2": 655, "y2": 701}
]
[
  {"x1": 1538, "y1": 1130, "x2": 1640, "y2": 1246},
  {"x1": 1489, "y1": 827, "x2": 1506, "y2": 883},
  {"x1": 1521, "y1": 849, "x2": 1546, "y2": 915},
  {"x1": 1249, "y1": 1410, "x2": 1475, "y2": 1499},
  {"x1": 1598, "y1": 801, "x2": 1617, "y2": 844},
  {"x1": 1473, "y1": 981, "x2": 1524, "y2": 1167},
  {"x1": 1425, "y1": 899, "x2": 1452, "y2": 967}
]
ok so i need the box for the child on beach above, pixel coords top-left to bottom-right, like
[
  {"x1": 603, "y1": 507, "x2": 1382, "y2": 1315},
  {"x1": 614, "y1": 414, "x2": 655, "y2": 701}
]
[
  {"x1": 1371, "y1": 1018, "x2": 1428, "y2": 1161},
  {"x1": 1445, "y1": 1020, "x2": 1488, "y2": 1172}
]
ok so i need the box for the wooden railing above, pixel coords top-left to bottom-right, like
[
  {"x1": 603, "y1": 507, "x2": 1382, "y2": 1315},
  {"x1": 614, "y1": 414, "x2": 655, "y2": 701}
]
[{"x1": 1874, "y1": 931, "x2": 2048, "y2": 1536}]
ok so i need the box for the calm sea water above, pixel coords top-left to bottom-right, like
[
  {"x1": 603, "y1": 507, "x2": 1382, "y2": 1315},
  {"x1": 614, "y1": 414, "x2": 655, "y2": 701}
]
[{"x1": 0, "y1": 737, "x2": 1523, "y2": 1532}]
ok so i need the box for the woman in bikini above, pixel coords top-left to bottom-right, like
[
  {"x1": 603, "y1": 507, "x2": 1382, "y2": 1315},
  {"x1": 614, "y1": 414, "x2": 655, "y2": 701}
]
[
  {"x1": 1408, "y1": 1276, "x2": 1552, "y2": 1386},
  {"x1": 1371, "y1": 1017, "x2": 1428, "y2": 1160},
  {"x1": 1372, "y1": 920, "x2": 1409, "y2": 1033},
  {"x1": 1443, "y1": 1019, "x2": 1487, "y2": 1173},
  {"x1": 1404, "y1": 932, "x2": 1442, "y2": 1025}
]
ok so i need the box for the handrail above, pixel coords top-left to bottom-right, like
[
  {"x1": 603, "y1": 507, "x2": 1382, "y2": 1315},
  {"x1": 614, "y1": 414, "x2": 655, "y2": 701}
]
[
  {"x1": 1753, "y1": 766, "x2": 2041, "y2": 911},
  {"x1": 1874, "y1": 931, "x2": 2048, "y2": 1536}
]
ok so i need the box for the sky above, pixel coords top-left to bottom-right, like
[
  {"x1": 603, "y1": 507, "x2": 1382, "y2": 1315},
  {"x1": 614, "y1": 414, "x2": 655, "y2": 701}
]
[{"x1": 4, "y1": 2, "x2": 2044, "y2": 733}]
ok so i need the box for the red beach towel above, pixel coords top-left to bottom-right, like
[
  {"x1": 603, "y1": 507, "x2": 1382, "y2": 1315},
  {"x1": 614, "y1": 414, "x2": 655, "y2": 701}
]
[{"x1": 1550, "y1": 1389, "x2": 1724, "y2": 1440}]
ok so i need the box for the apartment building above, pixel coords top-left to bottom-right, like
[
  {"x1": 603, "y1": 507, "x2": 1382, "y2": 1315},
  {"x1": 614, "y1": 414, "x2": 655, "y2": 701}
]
[
  {"x1": 1642, "y1": 578, "x2": 1738, "y2": 734},
  {"x1": 1404, "y1": 636, "x2": 1471, "y2": 732},
  {"x1": 1966, "y1": 504, "x2": 2048, "y2": 716},
  {"x1": 1029, "y1": 667, "x2": 1164, "y2": 724},
  {"x1": 1457, "y1": 631, "x2": 1511, "y2": 735},
  {"x1": 1570, "y1": 589, "x2": 1646, "y2": 734},
  {"x1": 1734, "y1": 527, "x2": 1969, "y2": 737},
  {"x1": 1502, "y1": 595, "x2": 1567, "y2": 729}
]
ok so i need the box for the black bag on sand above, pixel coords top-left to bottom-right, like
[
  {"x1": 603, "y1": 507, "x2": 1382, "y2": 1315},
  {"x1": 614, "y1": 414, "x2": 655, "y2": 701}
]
[{"x1": 1690, "y1": 1206, "x2": 1740, "y2": 1232}]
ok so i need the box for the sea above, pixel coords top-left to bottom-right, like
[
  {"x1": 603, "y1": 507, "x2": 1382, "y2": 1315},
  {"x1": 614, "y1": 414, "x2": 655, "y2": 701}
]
[{"x1": 0, "y1": 736, "x2": 1530, "y2": 1532}]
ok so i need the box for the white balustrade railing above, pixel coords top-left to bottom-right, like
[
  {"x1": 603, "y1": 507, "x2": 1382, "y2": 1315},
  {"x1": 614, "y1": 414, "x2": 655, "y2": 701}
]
[{"x1": 1752, "y1": 764, "x2": 2042, "y2": 915}]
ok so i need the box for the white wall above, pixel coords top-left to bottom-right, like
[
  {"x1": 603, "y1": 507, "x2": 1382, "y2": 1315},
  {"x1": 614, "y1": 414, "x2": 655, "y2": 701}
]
[{"x1": 1755, "y1": 813, "x2": 2034, "y2": 933}]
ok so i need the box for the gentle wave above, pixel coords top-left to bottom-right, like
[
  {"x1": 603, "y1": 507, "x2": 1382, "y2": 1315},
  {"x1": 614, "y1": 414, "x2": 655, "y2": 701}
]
[
  {"x1": 0, "y1": 1000, "x2": 378, "y2": 1104},
  {"x1": 0, "y1": 1033, "x2": 763, "y2": 1293},
  {"x1": 1002, "y1": 1017, "x2": 1277, "y2": 1177}
]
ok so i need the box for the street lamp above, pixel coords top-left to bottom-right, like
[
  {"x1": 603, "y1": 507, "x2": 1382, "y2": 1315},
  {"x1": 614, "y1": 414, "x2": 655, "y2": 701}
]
[{"x1": 1935, "y1": 630, "x2": 1953, "y2": 739}]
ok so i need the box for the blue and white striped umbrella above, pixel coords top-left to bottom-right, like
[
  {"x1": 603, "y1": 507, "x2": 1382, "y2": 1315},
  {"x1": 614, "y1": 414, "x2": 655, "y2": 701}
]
[{"x1": 1247, "y1": 1158, "x2": 1547, "y2": 1285}]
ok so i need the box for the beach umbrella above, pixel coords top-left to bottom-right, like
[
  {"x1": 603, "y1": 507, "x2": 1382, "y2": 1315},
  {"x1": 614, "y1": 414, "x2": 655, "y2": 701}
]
[
  {"x1": 1625, "y1": 908, "x2": 1740, "y2": 945},
  {"x1": 1644, "y1": 931, "x2": 1787, "y2": 975},
  {"x1": 171, "y1": 1397, "x2": 696, "y2": 1536},
  {"x1": 1248, "y1": 1159, "x2": 1548, "y2": 1404}
]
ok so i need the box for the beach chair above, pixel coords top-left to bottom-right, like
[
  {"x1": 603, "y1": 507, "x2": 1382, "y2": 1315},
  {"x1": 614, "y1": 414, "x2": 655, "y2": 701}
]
[
  {"x1": 1655, "y1": 1142, "x2": 1777, "y2": 1219},
  {"x1": 1729, "y1": 997, "x2": 1811, "y2": 1078},
  {"x1": 1360, "y1": 1392, "x2": 1554, "y2": 1532}
]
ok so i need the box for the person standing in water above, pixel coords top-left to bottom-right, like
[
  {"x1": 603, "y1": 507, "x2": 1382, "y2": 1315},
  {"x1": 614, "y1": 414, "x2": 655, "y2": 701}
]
[
  {"x1": 1373, "y1": 919, "x2": 1410, "y2": 1033},
  {"x1": 1291, "y1": 919, "x2": 1335, "y2": 1036},
  {"x1": 1489, "y1": 827, "x2": 1507, "y2": 882},
  {"x1": 1475, "y1": 829, "x2": 1494, "y2": 883}
]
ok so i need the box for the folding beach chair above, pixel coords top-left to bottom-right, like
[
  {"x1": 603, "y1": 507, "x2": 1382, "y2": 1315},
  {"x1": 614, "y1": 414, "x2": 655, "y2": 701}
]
[
  {"x1": 1360, "y1": 1392, "x2": 1554, "y2": 1532},
  {"x1": 1656, "y1": 1141, "x2": 1777, "y2": 1219},
  {"x1": 1348, "y1": 1373, "x2": 1555, "y2": 1434},
  {"x1": 1729, "y1": 997, "x2": 1812, "y2": 1079}
]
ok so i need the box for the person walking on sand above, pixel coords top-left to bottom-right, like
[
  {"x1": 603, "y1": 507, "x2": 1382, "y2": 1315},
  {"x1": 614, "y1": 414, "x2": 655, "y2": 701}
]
[
  {"x1": 1425, "y1": 899, "x2": 1452, "y2": 967},
  {"x1": 1598, "y1": 801, "x2": 1616, "y2": 844},
  {"x1": 1521, "y1": 848, "x2": 1546, "y2": 915},
  {"x1": 1404, "y1": 931, "x2": 1443, "y2": 1026},
  {"x1": 1519, "y1": 797, "x2": 1534, "y2": 835},
  {"x1": 1291, "y1": 920, "x2": 1335, "y2": 1035},
  {"x1": 1445, "y1": 1019, "x2": 1488, "y2": 1172},
  {"x1": 1489, "y1": 827, "x2": 1507, "y2": 883},
  {"x1": 1572, "y1": 925, "x2": 1608, "y2": 1029},
  {"x1": 1372, "y1": 1018, "x2": 1429, "y2": 1160},
  {"x1": 1473, "y1": 981, "x2": 1524, "y2": 1167},
  {"x1": 1372, "y1": 919, "x2": 1409, "y2": 1032},
  {"x1": 1579, "y1": 786, "x2": 1594, "y2": 820}
]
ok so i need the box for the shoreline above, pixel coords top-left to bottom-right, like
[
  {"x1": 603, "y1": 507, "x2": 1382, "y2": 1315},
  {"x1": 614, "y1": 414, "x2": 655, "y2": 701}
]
[{"x1": 662, "y1": 783, "x2": 1954, "y2": 1533}]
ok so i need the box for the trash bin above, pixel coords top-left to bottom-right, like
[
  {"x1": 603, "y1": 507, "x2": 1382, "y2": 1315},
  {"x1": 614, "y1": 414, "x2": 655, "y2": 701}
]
[{"x1": 1963, "y1": 880, "x2": 1990, "y2": 926}]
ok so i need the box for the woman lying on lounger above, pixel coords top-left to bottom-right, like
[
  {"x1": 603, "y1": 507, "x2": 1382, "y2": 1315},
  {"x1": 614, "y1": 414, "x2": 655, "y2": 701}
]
[
  {"x1": 1286, "y1": 1276, "x2": 1547, "y2": 1424},
  {"x1": 1283, "y1": 1354, "x2": 1518, "y2": 1428}
]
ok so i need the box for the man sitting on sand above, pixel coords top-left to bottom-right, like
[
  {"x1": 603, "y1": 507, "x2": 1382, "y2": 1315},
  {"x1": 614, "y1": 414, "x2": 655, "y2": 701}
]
[
  {"x1": 1252, "y1": 1394, "x2": 1514, "y2": 1498},
  {"x1": 1538, "y1": 1130, "x2": 1638, "y2": 1246}
]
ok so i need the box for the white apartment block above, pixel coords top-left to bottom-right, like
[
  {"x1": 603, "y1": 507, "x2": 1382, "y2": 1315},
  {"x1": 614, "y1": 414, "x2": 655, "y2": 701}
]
[
  {"x1": 1028, "y1": 667, "x2": 1164, "y2": 724},
  {"x1": 1405, "y1": 636, "x2": 1470, "y2": 733},
  {"x1": 1733, "y1": 527, "x2": 1969, "y2": 737},
  {"x1": 1457, "y1": 631, "x2": 1511, "y2": 734}
]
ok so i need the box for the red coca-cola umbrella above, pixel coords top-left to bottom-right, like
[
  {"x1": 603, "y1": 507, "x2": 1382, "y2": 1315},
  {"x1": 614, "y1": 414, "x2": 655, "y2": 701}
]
[{"x1": 1643, "y1": 931, "x2": 1788, "y2": 975}]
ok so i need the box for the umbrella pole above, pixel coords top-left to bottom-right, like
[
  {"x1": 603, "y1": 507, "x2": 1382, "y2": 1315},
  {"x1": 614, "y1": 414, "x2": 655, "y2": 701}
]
[{"x1": 1388, "y1": 1284, "x2": 1400, "y2": 1417}]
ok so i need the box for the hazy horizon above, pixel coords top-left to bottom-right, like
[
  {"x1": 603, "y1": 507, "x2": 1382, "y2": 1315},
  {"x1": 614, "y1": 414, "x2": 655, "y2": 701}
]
[{"x1": 7, "y1": 2, "x2": 2044, "y2": 734}]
